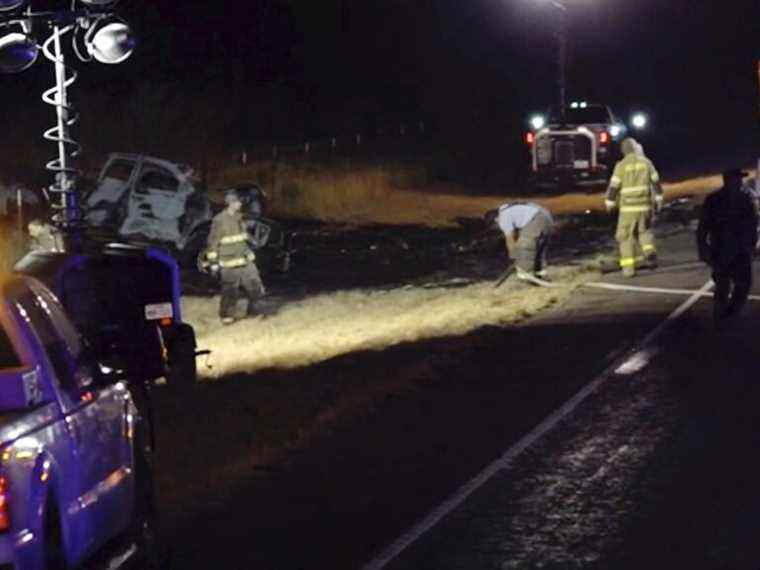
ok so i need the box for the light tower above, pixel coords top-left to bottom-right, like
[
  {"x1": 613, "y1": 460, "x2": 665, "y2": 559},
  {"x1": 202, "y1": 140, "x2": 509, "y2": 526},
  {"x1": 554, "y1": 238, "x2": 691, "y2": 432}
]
[{"x1": 0, "y1": 0, "x2": 135, "y2": 251}]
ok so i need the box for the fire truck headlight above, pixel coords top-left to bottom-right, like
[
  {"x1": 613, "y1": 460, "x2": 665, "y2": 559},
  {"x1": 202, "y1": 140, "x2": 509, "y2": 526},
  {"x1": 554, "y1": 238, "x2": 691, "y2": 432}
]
[{"x1": 631, "y1": 113, "x2": 648, "y2": 130}]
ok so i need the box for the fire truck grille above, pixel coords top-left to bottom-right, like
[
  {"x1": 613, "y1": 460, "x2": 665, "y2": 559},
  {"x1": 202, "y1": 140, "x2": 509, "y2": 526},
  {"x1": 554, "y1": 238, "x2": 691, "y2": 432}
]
[
  {"x1": 555, "y1": 141, "x2": 574, "y2": 165},
  {"x1": 539, "y1": 134, "x2": 593, "y2": 167}
]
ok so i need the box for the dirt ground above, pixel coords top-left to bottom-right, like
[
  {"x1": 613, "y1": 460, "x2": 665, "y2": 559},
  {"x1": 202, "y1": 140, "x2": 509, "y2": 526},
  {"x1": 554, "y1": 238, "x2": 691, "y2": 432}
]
[{"x1": 149, "y1": 187, "x2": 746, "y2": 568}]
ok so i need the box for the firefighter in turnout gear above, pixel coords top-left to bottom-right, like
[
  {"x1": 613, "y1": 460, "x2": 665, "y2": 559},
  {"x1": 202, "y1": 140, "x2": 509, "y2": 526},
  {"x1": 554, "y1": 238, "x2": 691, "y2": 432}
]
[
  {"x1": 206, "y1": 189, "x2": 266, "y2": 324},
  {"x1": 604, "y1": 137, "x2": 663, "y2": 277}
]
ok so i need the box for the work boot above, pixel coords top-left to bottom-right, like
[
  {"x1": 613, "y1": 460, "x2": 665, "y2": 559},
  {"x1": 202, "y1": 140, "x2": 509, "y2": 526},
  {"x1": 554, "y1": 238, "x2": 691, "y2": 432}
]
[
  {"x1": 535, "y1": 270, "x2": 551, "y2": 283},
  {"x1": 515, "y1": 266, "x2": 532, "y2": 281},
  {"x1": 645, "y1": 253, "x2": 658, "y2": 269},
  {"x1": 247, "y1": 299, "x2": 271, "y2": 318},
  {"x1": 221, "y1": 317, "x2": 235, "y2": 325},
  {"x1": 622, "y1": 267, "x2": 635, "y2": 278}
]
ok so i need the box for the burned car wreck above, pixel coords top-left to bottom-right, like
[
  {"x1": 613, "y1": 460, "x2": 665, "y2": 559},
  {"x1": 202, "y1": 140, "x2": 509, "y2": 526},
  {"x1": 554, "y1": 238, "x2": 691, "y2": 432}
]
[{"x1": 83, "y1": 153, "x2": 291, "y2": 272}]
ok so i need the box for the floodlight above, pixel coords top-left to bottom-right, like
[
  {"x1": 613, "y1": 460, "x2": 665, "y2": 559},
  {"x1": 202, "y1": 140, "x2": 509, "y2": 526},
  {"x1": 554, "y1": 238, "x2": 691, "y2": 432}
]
[
  {"x1": 631, "y1": 113, "x2": 647, "y2": 129},
  {"x1": 78, "y1": 0, "x2": 119, "y2": 6},
  {"x1": 0, "y1": 29, "x2": 38, "y2": 73},
  {"x1": 85, "y1": 17, "x2": 134, "y2": 64},
  {"x1": 530, "y1": 115, "x2": 546, "y2": 130},
  {"x1": 0, "y1": 0, "x2": 26, "y2": 12}
]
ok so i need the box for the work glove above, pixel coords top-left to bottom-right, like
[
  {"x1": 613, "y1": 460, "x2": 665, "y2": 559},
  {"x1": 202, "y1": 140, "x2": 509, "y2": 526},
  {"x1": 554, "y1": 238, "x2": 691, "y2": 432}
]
[
  {"x1": 604, "y1": 200, "x2": 616, "y2": 213},
  {"x1": 654, "y1": 195, "x2": 664, "y2": 213}
]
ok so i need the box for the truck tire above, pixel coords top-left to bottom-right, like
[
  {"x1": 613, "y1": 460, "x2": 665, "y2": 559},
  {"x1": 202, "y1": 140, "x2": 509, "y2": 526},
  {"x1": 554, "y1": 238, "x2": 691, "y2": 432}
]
[
  {"x1": 166, "y1": 323, "x2": 197, "y2": 390},
  {"x1": 130, "y1": 444, "x2": 162, "y2": 569},
  {"x1": 43, "y1": 501, "x2": 67, "y2": 570}
]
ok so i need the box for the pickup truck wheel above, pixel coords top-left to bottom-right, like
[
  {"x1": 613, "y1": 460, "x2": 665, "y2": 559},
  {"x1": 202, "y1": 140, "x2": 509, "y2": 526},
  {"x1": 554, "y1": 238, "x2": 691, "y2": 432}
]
[
  {"x1": 43, "y1": 502, "x2": 67, "y2": 570},
  {"x1": 166, "y1": 324, "x2": 197, "y2": 390},
  {"x1": 131, "y1": 446, "x2": 162, "y2": 568}
]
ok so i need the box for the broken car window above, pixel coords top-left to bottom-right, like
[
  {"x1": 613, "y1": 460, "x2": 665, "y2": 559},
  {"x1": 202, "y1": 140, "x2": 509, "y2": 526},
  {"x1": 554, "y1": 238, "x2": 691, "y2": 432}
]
[{"x1": 137, "y1": 166, "x2": 179, "y2": 193}]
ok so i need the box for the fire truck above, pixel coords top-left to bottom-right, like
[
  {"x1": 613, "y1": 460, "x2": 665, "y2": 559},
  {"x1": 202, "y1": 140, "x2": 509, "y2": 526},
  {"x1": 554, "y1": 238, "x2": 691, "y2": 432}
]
[{"x1": 524, "y1": 101, "x2": 647, "y2": 188}]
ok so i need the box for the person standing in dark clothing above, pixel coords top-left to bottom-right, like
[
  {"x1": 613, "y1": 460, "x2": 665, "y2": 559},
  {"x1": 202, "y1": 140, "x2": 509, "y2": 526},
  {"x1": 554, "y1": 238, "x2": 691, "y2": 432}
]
[{"x1": 697, "y1": 168, "x2": 758, "y2": 326}]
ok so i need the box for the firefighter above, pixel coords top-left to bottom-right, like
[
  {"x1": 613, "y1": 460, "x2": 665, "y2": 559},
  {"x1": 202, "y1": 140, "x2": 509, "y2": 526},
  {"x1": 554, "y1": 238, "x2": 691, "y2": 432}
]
[
  {"x1": 206, "y1": 189, "x2": 266, "y2": 324},
  {"x1": 697, "y1": 168, "x2": 758, "y2": 327},
  {"x1": 487, "y1": 201, "x2": 554, "y2": 282},
  {"x1": 27, "y1": 219, "x2": 63, "y2": 252},
  {"x1": 604, "y1": 137, "x2": 663, "y2": 277}
]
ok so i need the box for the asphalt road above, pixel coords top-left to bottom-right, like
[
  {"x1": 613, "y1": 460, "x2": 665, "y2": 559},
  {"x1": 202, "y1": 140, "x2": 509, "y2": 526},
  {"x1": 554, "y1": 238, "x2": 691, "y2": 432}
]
[
  {"x1": 156, "y1": 220, "x2": 760, "y2": 569},
  {"x1": 378, "y1": 243, "x2": 760, "y2": 569}
]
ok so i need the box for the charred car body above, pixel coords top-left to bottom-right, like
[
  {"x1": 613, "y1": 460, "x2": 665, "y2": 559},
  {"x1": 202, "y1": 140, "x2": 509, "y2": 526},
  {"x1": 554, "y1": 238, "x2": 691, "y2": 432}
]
[
  {"x1": 83, "y1": 153, "x2": 291, "y2": 271},
  {"x1": 525, "y1": 102, "x2": 644, "y2": 187}
]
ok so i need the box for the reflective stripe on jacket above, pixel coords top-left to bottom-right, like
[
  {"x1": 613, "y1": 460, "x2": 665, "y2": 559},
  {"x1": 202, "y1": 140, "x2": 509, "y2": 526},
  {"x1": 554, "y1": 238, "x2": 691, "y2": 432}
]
[
  {"x1": 605, "y1": 154, "x2": 661, "y2": 213},
  {"x1": 206, "y1": 210, "x2": 256, "y2": 268}
]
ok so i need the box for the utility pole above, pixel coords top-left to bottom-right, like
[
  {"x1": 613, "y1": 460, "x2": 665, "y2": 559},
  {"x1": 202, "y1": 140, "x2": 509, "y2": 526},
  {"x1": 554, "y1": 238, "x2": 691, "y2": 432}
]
[
  {"x1": 552, "y1": 1, "x2": 568, "y2": 120},
  {"x1": 756, "y1": 59, "x2": 759, "y2": 119}
]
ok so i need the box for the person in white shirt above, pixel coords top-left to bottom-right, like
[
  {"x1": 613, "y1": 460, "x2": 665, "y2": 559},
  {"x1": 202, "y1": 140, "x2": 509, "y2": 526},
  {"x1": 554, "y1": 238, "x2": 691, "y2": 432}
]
[{"x1": 486, "y1": 202, "x2": 554, "y2": 281}]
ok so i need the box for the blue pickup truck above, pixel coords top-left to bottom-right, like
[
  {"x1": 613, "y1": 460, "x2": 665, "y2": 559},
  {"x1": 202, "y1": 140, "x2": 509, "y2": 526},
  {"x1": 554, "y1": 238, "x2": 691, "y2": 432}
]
[{"x1": 0, "y1": 272, "x2": 157, "y2": 569}]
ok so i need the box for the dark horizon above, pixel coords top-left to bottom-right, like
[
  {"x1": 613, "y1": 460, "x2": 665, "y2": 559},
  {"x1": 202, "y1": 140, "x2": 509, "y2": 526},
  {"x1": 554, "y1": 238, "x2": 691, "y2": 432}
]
[{"x1": 0, "y1": 0, "x2": 757, "y2": 184}]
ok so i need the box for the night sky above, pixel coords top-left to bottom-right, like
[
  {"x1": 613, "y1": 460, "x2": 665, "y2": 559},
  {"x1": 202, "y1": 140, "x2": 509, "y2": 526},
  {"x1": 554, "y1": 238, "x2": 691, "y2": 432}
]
[
  {"x1": 1, "y1": 0, "x2": 758, "y2": 180},
  {"x1": 123, "y1": 0, "x2": 759, "y2": 128}
]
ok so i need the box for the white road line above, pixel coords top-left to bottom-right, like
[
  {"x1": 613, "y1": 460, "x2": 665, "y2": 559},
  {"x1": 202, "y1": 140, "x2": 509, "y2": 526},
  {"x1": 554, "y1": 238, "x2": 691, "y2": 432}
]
[
  {"x1": 637, "y1": 279, "x2": 713, "y2": 347},
  {"x1": 584, "y1": 280, "x2": 760, "y2": 301},
  {"x1": 362, "y1": 280, "x2": 714, "y2": 570}
]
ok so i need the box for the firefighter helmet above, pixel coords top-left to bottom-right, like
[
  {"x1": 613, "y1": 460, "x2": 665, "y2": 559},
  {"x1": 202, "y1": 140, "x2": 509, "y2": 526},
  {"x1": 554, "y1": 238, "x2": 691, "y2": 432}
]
[
  {"x1": 224, "y1": 188, "x2": 242, "y2": 206},
  {"x1": 621, "y1": 137, "x2": 638, "y2": 156}
]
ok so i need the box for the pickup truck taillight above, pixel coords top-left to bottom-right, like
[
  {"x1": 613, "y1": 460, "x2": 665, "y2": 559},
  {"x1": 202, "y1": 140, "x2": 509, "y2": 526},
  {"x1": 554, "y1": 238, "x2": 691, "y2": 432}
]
[
  {"x1": 525, "y1": 132, "x2": 535, "y2": 145},
  {"x1": 0, "y1": 476, "x2": 10, "y2": 531},
  {"x1": 598, "y1": 131, "x2": 610, "y2": 144}
]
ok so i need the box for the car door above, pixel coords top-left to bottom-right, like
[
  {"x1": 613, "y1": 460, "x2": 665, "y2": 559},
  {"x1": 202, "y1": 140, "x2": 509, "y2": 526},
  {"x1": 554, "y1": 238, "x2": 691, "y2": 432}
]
[
  {"x1": 19, "y1": 283, "x2": 131, "y2": 555},
  {"x1": 121, "y1": 161, "x2": 187, "y2": 244},
  {"x1": 85, "y1": 157, "x2": 139, "y2": 227}
]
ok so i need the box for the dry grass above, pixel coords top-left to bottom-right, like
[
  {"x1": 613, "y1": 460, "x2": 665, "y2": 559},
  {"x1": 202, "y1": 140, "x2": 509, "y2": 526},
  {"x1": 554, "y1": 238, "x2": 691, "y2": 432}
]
[
  {"x1": 184, "y1": 264, "x2": 597, "y2": 379},
  {"x1": 212, "y1": 160, "x2": 756, "y2": 228},
  {"x1": 210, "y1": 160, "x2": 429, "y2": 224}
]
